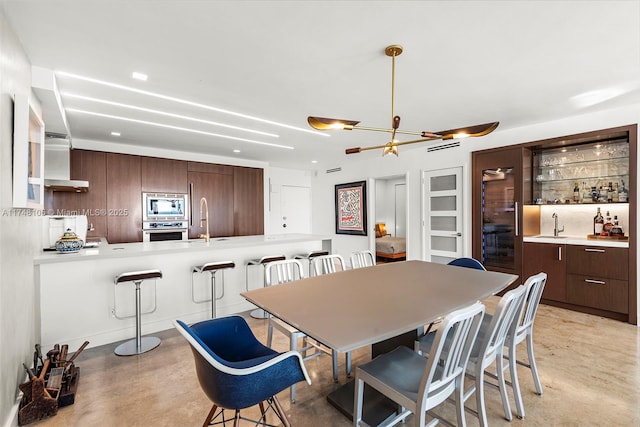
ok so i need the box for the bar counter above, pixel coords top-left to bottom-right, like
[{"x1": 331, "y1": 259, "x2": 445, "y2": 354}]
[{"x1": 34, "y1": 234, "x2": 331, "y2": 351}]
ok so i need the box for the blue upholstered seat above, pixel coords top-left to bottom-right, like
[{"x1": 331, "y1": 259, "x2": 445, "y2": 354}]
[{"x1": 175, "y1": 316, "x2": 310, "y2": 425}]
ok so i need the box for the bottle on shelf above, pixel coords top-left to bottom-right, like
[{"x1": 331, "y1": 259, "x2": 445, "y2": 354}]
[
  {"x1": 602, "y1": 211, "x2": 614, "y2": 236},
  {"x1": 582, "y1": 182, "x2": 591, "y2": 203},
  {"x1": 607, "y1": 182, "x2": 613, "y2": 203},
  {"x1": 612, "y1": 182, "x2": 619, "y2": 202},
  {"x1": 573, "y1": 182, "x2": 580, "y2": 203},
  {"x1": 593, "y1": 207, "x2": 604, "y2": 236},
  {"x1": 610, "y1": 215, "x2": 624, "y2": 237},
  {"x1": 618, "y1": 180, "x2": 629, "y2": 203},
  {"x1": 599, "y1": 185, "x2": 608, "y2": 203},
  {"x1": 591, "y1": 186, "x2": 599, "y2": 202}
]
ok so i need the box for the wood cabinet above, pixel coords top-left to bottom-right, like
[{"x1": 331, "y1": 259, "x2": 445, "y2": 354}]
[
  {"x1": 566, "y1": 245, "x2": 629, "y2": 315},
  {"x1": 141, "y1": 157, "x2": 187, "y2": 193},
  {"x1": 233, "y1": 166, "x2": 264, "y2": 236},
  {"x1": 106, "y1": 153, "x2": 141, "y2": 243},
  {"x1": 187, "y1": 164, "x2": 234, "y2": 239},
  {"x1": 523, "y1": 241, "x2": 566, "y2": 302}
]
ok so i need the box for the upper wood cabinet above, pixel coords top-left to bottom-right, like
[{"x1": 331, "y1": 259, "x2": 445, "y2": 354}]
[
  {"x1": 141, "y1": 157, "x2": 188, "y2": 193},
  {"x1": 233, "y1": 166, "x2": 264, "y2": 236},
  {"x1": 106, "y1": 153, "x2": 141, "y2": 243}
]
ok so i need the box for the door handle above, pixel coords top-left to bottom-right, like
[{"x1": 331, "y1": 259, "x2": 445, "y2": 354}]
[
  {"x1": 189, "y1": 183, "x2": 194, "y2": 227},
  {"x1": 584, "y1": 279, "x2": 606, "y2": 285},
  {"x1": 451, "y1": 233, "x2": 462, "y2": 237},
  {"x1": 514, "y1": 201, "x2": 519, "y2": 237}
]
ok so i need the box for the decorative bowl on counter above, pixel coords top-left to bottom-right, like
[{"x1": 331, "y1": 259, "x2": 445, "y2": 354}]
[{"x1": 55, "y1": 229, "x2": 84, "y2": 253}]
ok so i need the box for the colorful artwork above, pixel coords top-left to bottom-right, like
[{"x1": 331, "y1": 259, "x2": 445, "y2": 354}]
[{"x1": 335, "y1": 181, "x2": 367, "y2": 235}]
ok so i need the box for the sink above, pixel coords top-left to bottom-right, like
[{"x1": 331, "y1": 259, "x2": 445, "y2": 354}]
[{"x1": 531, "y1": 235, "x2": 568, "y2": 239}]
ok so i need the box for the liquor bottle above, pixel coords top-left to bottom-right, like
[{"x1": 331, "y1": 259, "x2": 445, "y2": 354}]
[
  {"x1": 593, "y1": 207, "x2": 604, "y2": 236},
  {"x1": 610, "y1": 215, "x2": 624, "y2": 236},
  {"x1": 612, "y1": 182, "x2": 619, "y2": 202},
  {"x1": 573, "y1": 182, "x2": 580, "y2": 203},
  {"x1": 607, "y1": 182, "x2": 613, "y2": 203},
  {"x1": 618, "y1": 180, "x2": 628, "y2": 203},
  {"x1": 582, "y1": 182, "x2": 591, "y2": 203},
  {"x1": 602, "y1": 211, "x2": 614, "y2": 236},
  {"x1": 599, "y1": 185, "x2": 608, "y2": 203}
]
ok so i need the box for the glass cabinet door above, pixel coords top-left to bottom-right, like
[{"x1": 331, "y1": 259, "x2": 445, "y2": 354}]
[{"x1": 481, "y1": 166, "x2": 516, "y2": 269}]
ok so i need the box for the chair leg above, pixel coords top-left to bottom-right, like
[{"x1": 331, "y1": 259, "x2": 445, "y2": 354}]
[
  {"x1": 526, "y1": 332, "x2": 544, "y2": 396},
  {"x1": 271, "y1": 396, "x2": 292, "y2": 427},
  {"x1": 258, "y1": 401, "x2": 267, "y2": 426},
  {"x1": 346, "y1": 351, "x2": 352, "y2": 378},
  {"x1": 476, "y1": 370, "x2": 488, "y2": 427},
  {"x1": 496, "y1": 352, "x2": 513, "y2": 421},
  {"x1": 233, "y1": 410, "x2": 241, "y2": 427},
  {"x1": 203, "y1": 404, "x2": 218, "y2": 427},
  {"x1": 332, "y1": 350, "x2": 339, "y2": 382},
  {"x1": 290, "y1": 334, "x2": 297, "y2": 403},
  {"x1": 267, "y1": 322, "x2": 274, "y2": 348},
  {"x1": 509, "y1": 342, "x2": 526, "y2": 419},
  {"x1": 353, "y1": 376, "x2": 365, "y2": 427}
]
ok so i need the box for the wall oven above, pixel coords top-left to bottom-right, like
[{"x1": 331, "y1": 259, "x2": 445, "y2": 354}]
[
  {"x1": 142, "y1": 221, "x2": 188, "y2": 242},
  {"x1": 142, "y1": 193, "x2": 189, "y2": 241}
]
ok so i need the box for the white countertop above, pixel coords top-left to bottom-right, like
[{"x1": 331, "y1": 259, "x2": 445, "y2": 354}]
[
  {"x1": 522, "y1": 235, "x2": 629, "y2": 248},
  {"x1": 34, "y1": 234, "x2": 331, "y2": 264}
]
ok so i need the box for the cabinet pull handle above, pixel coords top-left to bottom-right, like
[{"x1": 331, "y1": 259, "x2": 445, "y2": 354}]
[
  {"x1": 189, "y1": 183, "x2": 194, "y2": 227},
  {"x1": 585, "y1": 248, "x2": 605, "y2": 253},
  {"x1": 558, "y1": 246, "x2": 562, "y2": 261},
  {"x1": 514, "y1": 202, "x2": 519, "y2": 237},
  {"x1": 584, "y1": 279, "x2": 606, "y2": 285}
]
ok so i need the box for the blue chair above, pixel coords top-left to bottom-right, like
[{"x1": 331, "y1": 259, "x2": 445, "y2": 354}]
[
  {"x1": 175, "y1": 316, "x2": 311, "y2": 426},
  {"x1": 448, "y1": 257, "x2": 487, "y2": 270}
]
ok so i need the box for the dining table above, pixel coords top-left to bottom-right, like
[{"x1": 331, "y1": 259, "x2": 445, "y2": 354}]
[{"x1": 241, "y1": 260, "x2": 518, "y2": 425}]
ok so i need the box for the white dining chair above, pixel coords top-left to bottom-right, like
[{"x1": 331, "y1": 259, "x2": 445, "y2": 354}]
[
  {"x1": 264, "y1": 259, "x2": 330, "y2": 403},
  {"x1": 502, "y1": 272, "x2": 547, "y2": 418},
  {"x1": 311, "y1": 254, "x2": 350, "y2": 382},
  {"x1": 354, "y1": 301, "x2": 485, "y2": 427},
  {"x1": 349, "y1": 250, "x2": 375, "y2": 269}
]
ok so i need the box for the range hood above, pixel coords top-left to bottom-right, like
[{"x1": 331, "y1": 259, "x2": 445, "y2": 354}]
[{"x1": 44, "y1": 137, "x2": 89, "y2": 192}]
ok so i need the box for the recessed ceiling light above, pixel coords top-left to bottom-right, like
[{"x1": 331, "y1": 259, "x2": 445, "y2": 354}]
[
  {"x1": 311, "y1": 160, "x2": 318, "y2": 164},
  {"x1": 111, "y1": 131, "x2": 121, "y2": 136},
  {"x1": 233, "y1": 149, "x2": 241, "y2": 153},
  {"x1": 57, "y1": 71, "x2": 328, "y2": 137},
  {"x1": 132, "y1": 72, "x2": 148, "y2": 81},
  {"x1": 66, "y1": 108, "x2": 295, "y2": 149}
]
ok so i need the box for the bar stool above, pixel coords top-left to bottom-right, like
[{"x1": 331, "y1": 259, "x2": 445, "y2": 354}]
[
  {"x1": 192, "y1": 261, "x2": 236, "y2": 319},
  {"x1": 245, "y1": 255, "x2": 286, "y2": 318},
  {"x1": 113, "y1": 269, "x2": 162, "y2": 356},
  {"x1": 294, "y1": 250, "x2": 329, "y2": 277}
]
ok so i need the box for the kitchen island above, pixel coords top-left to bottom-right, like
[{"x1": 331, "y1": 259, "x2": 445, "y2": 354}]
[{"x1": 34, "y1": 234, "x2": 331, "y2": 350}]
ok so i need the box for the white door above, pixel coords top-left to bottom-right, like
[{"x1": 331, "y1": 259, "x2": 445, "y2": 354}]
[
  {"x1": 280, "y1": 185, "x2": 312, "y2": 234},
  {"x1": 422, "y1": 167, "x2": 463, "y2": 263}
]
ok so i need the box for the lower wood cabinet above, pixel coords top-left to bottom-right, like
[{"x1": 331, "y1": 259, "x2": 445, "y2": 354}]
[
  {"x1": 524, "y1": 241, "x2": 630, "y2": 318},
  {"x1": 523, "y1": 241, "x2": 566, "y2": 302}
]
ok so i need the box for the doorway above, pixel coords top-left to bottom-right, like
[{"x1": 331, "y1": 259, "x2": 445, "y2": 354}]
[{"x1": 373, "y1": 175, "x2": 408, "y2": 262}]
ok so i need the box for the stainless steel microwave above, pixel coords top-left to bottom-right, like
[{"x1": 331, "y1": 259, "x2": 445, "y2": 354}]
[{"x1": 142, "y1": 193, "x2": 189, "y2": 221}]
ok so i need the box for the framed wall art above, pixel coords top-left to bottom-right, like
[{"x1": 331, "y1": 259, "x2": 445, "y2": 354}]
[{"x1": 335, "y1": 180, "x2": 367, "y2": 235}]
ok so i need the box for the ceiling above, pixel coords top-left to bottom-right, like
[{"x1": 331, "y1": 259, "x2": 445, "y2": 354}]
[{"x1": 2, "y1": 1, "x2": 640, "y2": 170}]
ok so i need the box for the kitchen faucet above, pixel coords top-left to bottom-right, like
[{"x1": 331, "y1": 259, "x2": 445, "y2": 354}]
[
  {"x1": 552, "y1": 212, "x2": 564, "y2": 237},
  {"x1": 199, "y1": 197, "x2": 210, "y2": 243}
]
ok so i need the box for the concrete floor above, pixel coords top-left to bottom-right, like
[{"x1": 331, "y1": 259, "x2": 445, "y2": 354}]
[{"x1": 32, "y1": 299, "x2": 640, "y2": 426}]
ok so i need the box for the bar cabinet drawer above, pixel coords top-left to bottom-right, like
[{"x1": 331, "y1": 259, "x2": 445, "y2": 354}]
[
  {"x1": 566, "y1": 274, "x2": 628, "y2": 314},
  {"x1": 566, "y1": 245, "x2": 628, "y2": 280}
]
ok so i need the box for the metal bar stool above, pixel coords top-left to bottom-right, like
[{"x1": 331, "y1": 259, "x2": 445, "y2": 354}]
[
  {"x1": 245, "y1": 255, "x2": 286, "y2": 318},
  {"x1": 113, "y1": 269, "x2": 162, "y2": 356},
  {"x1": 294, "y1": 250, "x2": 329, "y2": 277},
  {"x1": 192, "y1": 261, "x2": 235, "y2": 319}
]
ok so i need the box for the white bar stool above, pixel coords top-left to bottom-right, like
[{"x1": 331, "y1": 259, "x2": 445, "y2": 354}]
[
  {"x1": 192, "y1": 261, "x2": 235, "y2": 319},
  {"x1": 245, "y1": 255, "x2": 286, "y2": 318},
  {"x1": 294, "y1": 250, "x2": 329, "y2": 277},
  {"x1": 113, "y1": 269, "x2": 162, "y2": 356}
]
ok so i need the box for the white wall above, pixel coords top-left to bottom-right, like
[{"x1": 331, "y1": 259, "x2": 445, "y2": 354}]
[{"x1": 0, "y1": 8, "x2": 44, "y2": 426}]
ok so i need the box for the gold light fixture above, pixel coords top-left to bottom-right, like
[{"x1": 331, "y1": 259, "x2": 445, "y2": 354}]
[{"x1": 308, "y1": 45, "x2": 499, "y2": 156}]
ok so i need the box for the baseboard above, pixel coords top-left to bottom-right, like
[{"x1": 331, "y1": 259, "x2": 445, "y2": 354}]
[{"x1": 3, "y1": 376, "x2": 25, "y2": 427}]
